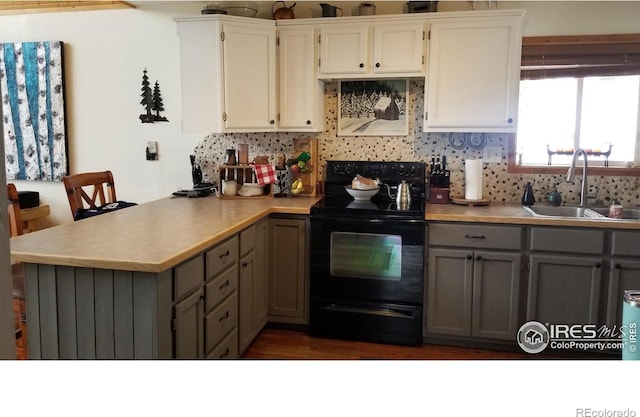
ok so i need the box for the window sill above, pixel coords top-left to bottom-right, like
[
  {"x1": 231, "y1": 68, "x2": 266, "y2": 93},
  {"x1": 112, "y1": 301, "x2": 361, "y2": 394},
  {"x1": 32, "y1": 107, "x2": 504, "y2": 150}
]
[
  {"x1": 507, "y1": 137, "x2": 640, "y2": 176},
  {"x1": 507, "y1": 164, "x2": 640, "y2": 176}
]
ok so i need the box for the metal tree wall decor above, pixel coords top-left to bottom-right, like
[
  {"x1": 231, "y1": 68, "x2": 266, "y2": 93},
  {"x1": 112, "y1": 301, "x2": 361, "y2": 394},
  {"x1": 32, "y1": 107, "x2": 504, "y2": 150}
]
[
  {"x1": 139, "y1": 68, "x2": 168, "y2": 123},
  {"x1": 0, "y1": 41, "x2": 69, "y2": 181}
]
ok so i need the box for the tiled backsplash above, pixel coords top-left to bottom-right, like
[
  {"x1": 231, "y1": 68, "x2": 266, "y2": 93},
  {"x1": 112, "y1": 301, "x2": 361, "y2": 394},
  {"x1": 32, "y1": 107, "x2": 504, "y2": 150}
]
[{"x1": 195, "y1": 79, "x2": 640, "y2": 207}]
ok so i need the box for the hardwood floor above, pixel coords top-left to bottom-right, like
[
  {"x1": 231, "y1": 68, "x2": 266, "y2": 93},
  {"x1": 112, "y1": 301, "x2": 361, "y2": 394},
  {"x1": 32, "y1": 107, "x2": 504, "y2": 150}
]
[{"x1": 241, "y1": 328, "x2": 542, "y2": 359}]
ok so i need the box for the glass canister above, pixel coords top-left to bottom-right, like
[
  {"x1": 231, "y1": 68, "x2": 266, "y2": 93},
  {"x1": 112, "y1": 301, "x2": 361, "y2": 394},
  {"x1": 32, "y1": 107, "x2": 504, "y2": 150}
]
[
  {"x1": 358, "y1": 2, "x2": 376, "y2": 15},
  {"x1": 225, "y1": 149, "x2": 237, "y2": 166}
]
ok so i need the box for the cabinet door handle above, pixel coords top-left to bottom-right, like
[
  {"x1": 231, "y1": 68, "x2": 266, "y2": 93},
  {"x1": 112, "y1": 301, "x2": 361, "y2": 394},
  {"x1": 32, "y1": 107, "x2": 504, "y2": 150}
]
[
  {"x1": 218, "y1": 310, "x2": 230, "y2": 322},
  {"x1": 359, "y1": 63, "x2": 364, "y2": 68},
  {"x1": 306, "y1": 120, "x2": 311, "y2": 125},
  {"x1": 242, "y1": 261, "x2": 248, "y2": 268},
  {"x1": 270, "y1": 119, "x2": 275, "y2": 125},
  {"x1": 508, "y1": 118, "x2": 513, "y2": 123},
  {"x1": 466, "y1": 255, "x2": 473, "y2": 260},
  {"x1": 465, "y1": 234, "x2": 486, "y2": 240},
  {"x1": 375, "y1": 62, "x2": 380, "y2": 68},
  {"x1": 219, "y1": 280, "x2": 230, "y2": 290},
  {"x1": 595, "y1": 263, "x2": 602, "y2": 269},
  {"x1": 615, "y1": 263, "x2": 621, "y2": 269},
  {"x1": 219, "y1": 347, "x2": 230, "y2": 359},
  {"x1": 476, "y1": 255, "x2": 482, "y2": 261},
  {"x1": 219, "y1": 250, "x2": 230, "y2": 259}
]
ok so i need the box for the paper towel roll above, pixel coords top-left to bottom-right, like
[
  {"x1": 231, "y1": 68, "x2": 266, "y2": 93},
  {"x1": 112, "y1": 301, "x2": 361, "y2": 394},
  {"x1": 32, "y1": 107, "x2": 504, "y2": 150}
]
[{"x1": 464, "y1": 159, "x2": 483, "y2": 200}]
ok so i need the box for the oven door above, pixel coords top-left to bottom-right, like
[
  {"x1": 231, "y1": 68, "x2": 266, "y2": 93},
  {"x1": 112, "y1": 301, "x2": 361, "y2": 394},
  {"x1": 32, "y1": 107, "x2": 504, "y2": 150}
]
[{"x1": 310, "y1": 214, "x2": 425, "y2": 305}]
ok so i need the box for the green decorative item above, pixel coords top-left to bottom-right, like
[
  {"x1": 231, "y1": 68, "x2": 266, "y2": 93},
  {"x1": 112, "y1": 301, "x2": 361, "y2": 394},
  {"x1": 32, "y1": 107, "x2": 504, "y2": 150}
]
[{"x1": 546, "y1": 185, "x2": 562, "y2": 206}]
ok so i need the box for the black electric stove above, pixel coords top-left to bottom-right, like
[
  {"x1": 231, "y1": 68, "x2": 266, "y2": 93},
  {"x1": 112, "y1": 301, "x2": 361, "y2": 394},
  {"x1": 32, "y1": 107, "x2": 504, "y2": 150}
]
[
  {"x1": 311, "y1": 160, "x2": 427, "y2": 220},
  {"x1": 309, "y1": 160, "x2": 427, "y2": 346}
]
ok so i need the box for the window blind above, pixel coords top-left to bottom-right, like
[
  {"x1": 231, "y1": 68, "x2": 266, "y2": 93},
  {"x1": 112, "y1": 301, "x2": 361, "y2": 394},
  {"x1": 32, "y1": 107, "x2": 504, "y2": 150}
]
[{"x1": 521, "y1": 33, "x2": 640, "y2": 80}]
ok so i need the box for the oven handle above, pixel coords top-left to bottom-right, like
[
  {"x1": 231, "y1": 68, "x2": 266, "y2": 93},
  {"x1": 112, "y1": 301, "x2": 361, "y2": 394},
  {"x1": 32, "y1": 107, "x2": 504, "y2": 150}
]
[
  {"x1": 311, "y1": 215, "x2": 424, "y2": 225},
  {"x1": 319, "y1": 303, "x2": 415, "y2": 319}
]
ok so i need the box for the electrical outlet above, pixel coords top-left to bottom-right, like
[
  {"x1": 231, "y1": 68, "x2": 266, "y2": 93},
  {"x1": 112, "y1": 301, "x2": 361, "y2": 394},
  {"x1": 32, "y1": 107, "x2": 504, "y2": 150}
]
[{"x1": 483, "y1": 145, "x2": 502, "y2": 163}]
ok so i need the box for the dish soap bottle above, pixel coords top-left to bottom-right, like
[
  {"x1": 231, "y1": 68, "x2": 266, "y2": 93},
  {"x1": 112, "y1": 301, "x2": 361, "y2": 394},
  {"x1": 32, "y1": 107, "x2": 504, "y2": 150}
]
[
  {"x1": 546, "y1": 184, "x2": 562, "y2": 206},
  {"x1": 522, "y1": 182, "x2": 535, "y2": 206}
]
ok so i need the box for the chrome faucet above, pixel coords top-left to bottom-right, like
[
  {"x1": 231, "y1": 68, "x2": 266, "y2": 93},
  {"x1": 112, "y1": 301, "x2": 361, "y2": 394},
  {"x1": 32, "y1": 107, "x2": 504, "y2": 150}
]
[{"x1": 566, "y1": 148, "x2": 589, "y2": 207}]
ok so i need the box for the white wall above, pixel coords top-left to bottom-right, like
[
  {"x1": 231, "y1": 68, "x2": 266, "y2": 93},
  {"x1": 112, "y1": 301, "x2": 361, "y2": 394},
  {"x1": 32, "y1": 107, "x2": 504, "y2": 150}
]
[
  {"x1": 1, "y1": 1, "x2": 639, "y2": 226},
  {"x1": 0, "y1": 5, "x2": 205, "y2": 225}
]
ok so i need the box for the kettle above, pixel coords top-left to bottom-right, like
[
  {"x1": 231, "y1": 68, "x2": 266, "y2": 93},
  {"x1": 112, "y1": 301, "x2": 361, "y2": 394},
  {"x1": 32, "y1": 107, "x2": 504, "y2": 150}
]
[
  {"x1": 272, "y1": 1, "x2": 296, "y2": 19},
  {"x1": 384, "y1": 181, "x2": 412, "y2": 207},
  {"x1": 319, "y1": 3, "x2": 343, "y2": 17}
]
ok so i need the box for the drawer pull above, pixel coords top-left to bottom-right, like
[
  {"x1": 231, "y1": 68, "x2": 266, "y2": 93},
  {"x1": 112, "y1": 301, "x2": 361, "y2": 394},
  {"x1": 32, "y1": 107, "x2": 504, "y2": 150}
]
[
  {"x1": 219, "y1": 280, "x2": 230, "y2": 290},
  {"x1": 465, "y1": 234, "x2": 486, "y2": 240},
  {"x1": 242, "y1": 261, "x2": 248, "y2": 268},
  {"x1": 219, "y1": 250, "x2": 230, "y2": 259},
  {"x1": 219, "y1": 347, "x2": 230, "y2": 359},
  {"x1": 218, "y1": 310, "x2": 230, "y2": 322}
]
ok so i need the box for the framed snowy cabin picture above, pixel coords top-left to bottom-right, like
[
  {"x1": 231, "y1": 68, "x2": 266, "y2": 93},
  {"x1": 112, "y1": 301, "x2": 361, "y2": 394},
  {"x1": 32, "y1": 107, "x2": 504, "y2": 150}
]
[
  {"x1": 337, "y1": 79, "x2": 409, "y2": 136},
  {"x1": 0, "y1": 41, "x2": 68, "y2": 181}
]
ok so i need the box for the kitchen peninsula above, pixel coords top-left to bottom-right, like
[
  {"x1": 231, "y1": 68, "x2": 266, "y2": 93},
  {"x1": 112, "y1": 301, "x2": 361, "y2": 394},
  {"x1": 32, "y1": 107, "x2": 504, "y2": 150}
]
[
  {"x1": 12, "y1": 195, "x2": 640, "y2": 360},
  {"x1": 10, "y1": 195, "x2": 321, "y2": 360}
]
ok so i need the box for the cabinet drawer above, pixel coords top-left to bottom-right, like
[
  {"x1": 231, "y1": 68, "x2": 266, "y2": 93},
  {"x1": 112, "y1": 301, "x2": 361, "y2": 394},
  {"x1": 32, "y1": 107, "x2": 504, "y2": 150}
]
[
  {"x1": 206, "y1": 328, "x2": 238, "y2": 360},
  {"x1": 428, "y1": 223, "x2": 522, "y2": 250},
  {"x1": 530, "y1": 227, "x2": 604, "y2": 255},
  {"x1": 240, "y1": 224, "x2": 256, "y2": 256},
  {"x1": 206, "y1": 236, "x2": 238, "y2": 279},
  {"x1": 205, "y1": 292, "x2": 238, "y2": 353},
  {"x1": 205, "y1": 264, "x2": 238, "y2": 312},
  {"x1": 174, "y1": 255, "x2": 204, "y2": 301},
  {"x1": 611, "y1": 231, "x2": 640, "y2": 257}
]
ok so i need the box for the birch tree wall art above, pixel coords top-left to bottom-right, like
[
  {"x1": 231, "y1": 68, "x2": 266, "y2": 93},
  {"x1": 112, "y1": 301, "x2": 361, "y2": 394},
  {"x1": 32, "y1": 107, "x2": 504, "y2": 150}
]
[{"x1": 0, "y1": 41, "x2": 68, "y2": 181}]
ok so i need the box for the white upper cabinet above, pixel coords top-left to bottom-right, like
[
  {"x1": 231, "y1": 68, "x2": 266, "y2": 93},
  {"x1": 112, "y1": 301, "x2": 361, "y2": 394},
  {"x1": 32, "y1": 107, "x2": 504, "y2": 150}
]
[
  {"x1": 277, "y1": 25, "x2": 324, "y2": 132},
  {"x1": 176, "y1": 16, "x2": 277, "y2": 134},
  {"x1": 372, "y1": 23, "x2": 425, "y2": 75},
  {"x1": 424, "y1": 13, "x2": 523, "y2": 133},
  {"x1": 318, "y1": 22, "x2": 425, "y2": 79}
]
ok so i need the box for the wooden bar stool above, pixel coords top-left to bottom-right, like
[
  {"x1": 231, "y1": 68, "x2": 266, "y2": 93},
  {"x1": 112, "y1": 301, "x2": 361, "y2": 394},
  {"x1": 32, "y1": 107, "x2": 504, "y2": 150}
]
[
  {"x1": 63, "y1": 170, "x2": 117, "y2": 219},
  {"x1": 7, "y1": 183, "x2": 28, "y2": 359}
]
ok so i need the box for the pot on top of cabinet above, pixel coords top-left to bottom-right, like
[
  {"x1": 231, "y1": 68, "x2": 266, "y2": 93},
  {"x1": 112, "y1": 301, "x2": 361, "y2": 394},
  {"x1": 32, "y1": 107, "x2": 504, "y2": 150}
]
[
  {"x1": 358, "y1": 2, "x2": 376, "y2": 15},
  {"x1": 272, "y1": 1, "x2": 296, "y2": 19}
]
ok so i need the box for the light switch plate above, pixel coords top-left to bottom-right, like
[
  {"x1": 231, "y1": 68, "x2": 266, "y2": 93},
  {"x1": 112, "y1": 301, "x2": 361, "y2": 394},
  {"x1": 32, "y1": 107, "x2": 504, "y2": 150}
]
[
  {"x1": 146, "y1": 141, "x2": 158, "y2": 160},
  {"x1": 483, "y1": 145, "x2": 502, "y2": 163}
]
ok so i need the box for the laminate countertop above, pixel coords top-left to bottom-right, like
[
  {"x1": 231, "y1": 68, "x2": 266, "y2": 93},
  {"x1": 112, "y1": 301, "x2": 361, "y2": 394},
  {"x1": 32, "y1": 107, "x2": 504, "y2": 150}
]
[
  {"x1": 426, "y1": 202, "x2": 640, "y2": 230},
  {"x1": 11, "y1": 197, "x2": 640, "y2": 273},
  {"x1": 10, "y1": 195, "x2": 322, "y2": 273}
]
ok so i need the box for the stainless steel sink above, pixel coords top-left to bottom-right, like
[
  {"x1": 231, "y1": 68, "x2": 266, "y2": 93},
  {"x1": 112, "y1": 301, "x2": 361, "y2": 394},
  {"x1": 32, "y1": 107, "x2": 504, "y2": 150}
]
[
  {"x1": 522, "y1": 205, "x2": 605, "y2": 219},
  {"x1": 523, "y1": 205, "x2": 640, "y2": 221},
  {"x1": 590, "y1": 207, "x2": 640, "y2": 220}
]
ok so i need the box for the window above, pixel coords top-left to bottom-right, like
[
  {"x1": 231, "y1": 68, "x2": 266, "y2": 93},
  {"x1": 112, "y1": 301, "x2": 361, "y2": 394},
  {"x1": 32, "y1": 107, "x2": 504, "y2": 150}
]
[
  {"x1": 510, "y1": 34, "x2": 640, "y2": 174},
  {"x1": 517, "y1": 75, "x2": 639, "y2": 167}
]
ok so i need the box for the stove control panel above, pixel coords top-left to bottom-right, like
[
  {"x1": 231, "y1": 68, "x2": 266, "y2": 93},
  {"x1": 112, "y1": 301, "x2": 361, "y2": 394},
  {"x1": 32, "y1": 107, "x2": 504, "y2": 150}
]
[{"x1": 326, "y1": 161, "x2": 426, "y2": 182}]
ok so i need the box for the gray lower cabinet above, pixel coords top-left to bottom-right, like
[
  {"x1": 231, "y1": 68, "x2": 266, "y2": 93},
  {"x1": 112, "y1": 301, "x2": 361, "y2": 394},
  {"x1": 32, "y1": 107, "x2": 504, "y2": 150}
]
[
  {"x1": 238, "y1": 219, "x2": 269, "y2": 354},
  {"x1": 173, "y1": 254, "x2": 205, "y2": 359},
  {"x1": 526, "y1": 227, "x2": 605, "y2": 326},
  {"x1": 268, "y1": 216, "x2": 308, "y2": 324},
  {"x1": 426, "y1": 223, "x2": 523, "y2": 341},
  {"x1": 202, "y1": 235, "x2": 239, "y2": 359},
  {"x1": 607, "y1": 231, "x2": 640, "y2": 327},
  {"x1": 174, "y1": 286, "x2": 204, "y2": 359}
]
